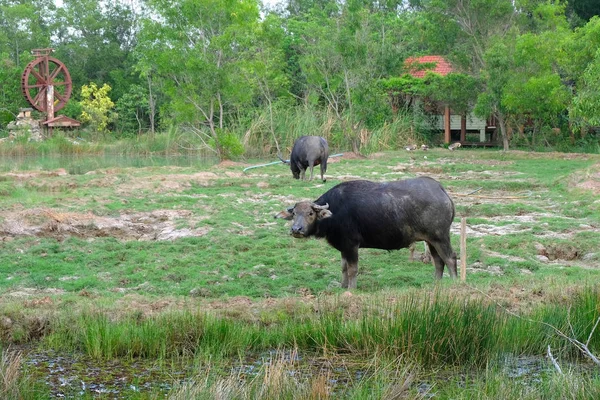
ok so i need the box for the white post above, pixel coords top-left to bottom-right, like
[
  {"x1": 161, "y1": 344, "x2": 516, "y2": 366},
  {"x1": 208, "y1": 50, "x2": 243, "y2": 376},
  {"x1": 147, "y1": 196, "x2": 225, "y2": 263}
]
[
  {"x1": 46, "y1": 85, "x2": 54, "y2": 121},
  {"x1": 460, "y1": 217, "x2": 467, "y2": 282}
]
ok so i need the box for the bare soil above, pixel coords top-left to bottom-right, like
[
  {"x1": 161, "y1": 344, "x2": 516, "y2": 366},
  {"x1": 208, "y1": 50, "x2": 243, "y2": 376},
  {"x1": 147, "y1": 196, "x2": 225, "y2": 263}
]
[{"x1": 0, "y1": 208, "x2": 211, "y2": 242}]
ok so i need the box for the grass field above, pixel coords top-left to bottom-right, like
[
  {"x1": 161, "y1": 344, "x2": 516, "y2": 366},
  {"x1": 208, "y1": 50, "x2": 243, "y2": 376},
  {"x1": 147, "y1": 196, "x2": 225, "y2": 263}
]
[{"x1": 1, "y1": 148, "x2": 599, "y2": 398}]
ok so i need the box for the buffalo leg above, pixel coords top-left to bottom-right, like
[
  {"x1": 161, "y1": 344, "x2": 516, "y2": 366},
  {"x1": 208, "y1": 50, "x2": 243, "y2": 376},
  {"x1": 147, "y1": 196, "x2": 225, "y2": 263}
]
[
  {"x1": 308, "y1": 162, "x2": 315, "y2": 181},
  {"x1": 341, "y1": 258, "x2": 349, "y2": 288},
  {"x1": 341, "y1": 248, "x2": 359, "y2": 289},
  {"x1": 428, "y1": 245, "x2": 445, "y2": 279},
  {"x1": 296, "y1": 161, "x2": 306, "y2": 180},
  {"x1": 320, "y1": 160, "x2": 327, "y2": 182},
  {"x1": 428, "y1": 240, "x2": 457, "y2": 279}
]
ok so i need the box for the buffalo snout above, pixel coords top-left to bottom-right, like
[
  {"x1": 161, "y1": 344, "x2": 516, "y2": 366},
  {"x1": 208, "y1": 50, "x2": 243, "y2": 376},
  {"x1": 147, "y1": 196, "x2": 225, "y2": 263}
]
[{"x1": 290, "y1": 224, "x2": 306, "y2": 237}]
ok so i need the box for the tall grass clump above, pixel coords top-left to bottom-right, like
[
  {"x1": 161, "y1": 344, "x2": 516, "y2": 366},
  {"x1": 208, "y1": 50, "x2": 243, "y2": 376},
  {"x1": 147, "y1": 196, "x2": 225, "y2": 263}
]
[
  {"x1": 110, "y1": 126, "x2": 191, "y2": 156},
  {"x1": 45, "y1": 311, "x2": 268, "y2": 361},
  {"x1": 242, "y1": 104, "x2": 336, "y2": 157},
  {"x1": 167, "y1": 350, "x2": 421, "y2": 400},
  {"x1": 167, "y1": 350, "x2": 317, "y2": 399},
  {"x1": 297, "y1": 293, "x2": 507, "y2": 367},
  {"x1": 0, "y1": 133, "x2": 102, "y2": 157},
  {"x1": 362, "y1": 115, "x2": 424, "y2": 154},
  {"x1": 436, "y1": 366, "x2": 600, "y2": 399},
  {"x1": 37, "y1": 288, "x2": 600, "y2": 368},
  {"x1": 0, "y1": 349, "x2": 23, "y2": 400},
  {"x1": 530, "y1": 287, "x2": 600, "y2": 357}
]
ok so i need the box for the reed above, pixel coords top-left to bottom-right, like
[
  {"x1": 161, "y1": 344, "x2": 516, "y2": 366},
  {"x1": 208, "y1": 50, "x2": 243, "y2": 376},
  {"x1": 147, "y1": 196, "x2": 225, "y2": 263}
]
[
  {"x1": 0, "y1": 133, "x2": 102, "y2": 156},
  {"x1": 41, "y1": 289, "x2": 600, "y2": 368},
  {"x1": 0, "y1": 349, "x2": 23, "y2": 400}
]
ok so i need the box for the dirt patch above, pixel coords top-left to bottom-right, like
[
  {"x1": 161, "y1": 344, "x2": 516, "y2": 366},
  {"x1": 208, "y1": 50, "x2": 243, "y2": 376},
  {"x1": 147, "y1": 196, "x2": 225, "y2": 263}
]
[
  {"x1": 1, "y1": 169, "x2": 68, "y2": 180},
  {"x1": 569, "y1": 163, "x2": 600, "y2": 194},
  {"x1": 578, "y1": 180, "x2": 600, "y2": 193},
  {"x1": 110, "y1": 172, "x2": 221, "y2": 194},
  {"x1": 462, "y1": 159, "x2": 515, "y2": 166},
  {"x1": 3, "y1": 287, "x2": 67, "y2": 298},
  {"x1": 452, "y1": 222, "x2": 530, "y2": 237},
  {"x1": 389, "y1": 164, "x2": 445, "y2": 175},
  {"x1": 338, "y1": 152, "x2": 363, "y2": 160},
  {"x1": 214, "y1": 160, "x2": 249, "y2": 169},
  {"x1": 535, "y1": 242, "x2": 580, "y2": 261},
  {"x1": 0, "y1": 208, "x2": 211, "y2": 242},
  {"x1": 510, "y1": 150, "x2": 592, "y2": 160}
]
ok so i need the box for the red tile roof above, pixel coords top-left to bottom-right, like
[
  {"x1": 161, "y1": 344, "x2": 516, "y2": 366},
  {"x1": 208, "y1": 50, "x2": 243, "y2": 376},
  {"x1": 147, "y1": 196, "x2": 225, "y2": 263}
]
[{"x1": 405, "y1": 55, "x2": 454, "y2": 78}]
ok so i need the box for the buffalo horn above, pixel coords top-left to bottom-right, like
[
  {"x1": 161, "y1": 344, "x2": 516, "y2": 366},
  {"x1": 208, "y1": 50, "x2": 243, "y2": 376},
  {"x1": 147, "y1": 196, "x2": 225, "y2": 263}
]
[
  {"x1": 311, "y1": 203, "x2": 329, "y2": 210},
  {"x1": 277, "y1": 154, "x2": 290, "y2": 164}
]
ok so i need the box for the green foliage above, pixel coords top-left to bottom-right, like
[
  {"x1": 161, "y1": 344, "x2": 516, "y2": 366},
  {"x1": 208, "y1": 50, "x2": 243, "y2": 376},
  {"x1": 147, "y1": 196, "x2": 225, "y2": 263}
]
[
  {"x1": 136, "y1": 0, "x2": 261, "y2": 159},
  {"x1": 0, "y1": 53, "x2": 29, "y2": 128},
  {"x1": 79, "y1": 83, "x2": 115, "y2": 134},
  {"x1": 1, "y1": 0, "x2": 600, "y2": 154},
  {"x1": 570, "y1": 48, "x2": 600, "y2": 127},
  {"x1": 113, "y1": 85, "x2": 150, "y2": 137},
  {"x1": 212, "y1": 129, "x2": 245, "y2": 159}
]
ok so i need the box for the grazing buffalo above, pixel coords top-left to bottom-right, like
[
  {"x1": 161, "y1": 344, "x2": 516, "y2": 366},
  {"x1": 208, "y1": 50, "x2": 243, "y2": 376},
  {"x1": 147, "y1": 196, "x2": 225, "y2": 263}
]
[
  {"x1": 276, "y1": 177, "x2": 457, "y2": 289},
  {"x1": 279, "y1": 136, "x2": 329, "y2": 182}
]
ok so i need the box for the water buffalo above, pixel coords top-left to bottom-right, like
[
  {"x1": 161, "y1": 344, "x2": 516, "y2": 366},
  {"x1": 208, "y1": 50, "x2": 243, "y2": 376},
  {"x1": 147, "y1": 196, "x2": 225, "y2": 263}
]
[
  {"x1": 276, "y1": 177, "x2": 457, "y2": 289},
  {"x1": 279, "y1": 136, "x2": 329, "y2": 182}
]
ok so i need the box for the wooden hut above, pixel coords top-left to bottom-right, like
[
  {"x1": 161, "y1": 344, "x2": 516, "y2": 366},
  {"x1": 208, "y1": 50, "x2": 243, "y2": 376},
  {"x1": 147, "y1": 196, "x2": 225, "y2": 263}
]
[{"x1": 404, "y1": 56, "x2": 496, "y2": 145}]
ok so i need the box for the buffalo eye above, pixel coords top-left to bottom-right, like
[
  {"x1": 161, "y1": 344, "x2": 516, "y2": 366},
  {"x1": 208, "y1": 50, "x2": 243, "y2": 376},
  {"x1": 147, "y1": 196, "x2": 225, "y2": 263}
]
[{"x1": 308, "y1": 211, "x2": 314, "y2": 216}]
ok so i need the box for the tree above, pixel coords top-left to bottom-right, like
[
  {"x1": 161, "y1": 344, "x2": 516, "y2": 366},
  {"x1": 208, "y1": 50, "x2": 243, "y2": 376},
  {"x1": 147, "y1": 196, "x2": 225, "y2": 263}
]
[
  {"x1": 287, "y1": 0, "x2": 412, "y2": 152},
  {"x1": 51, "y1": 0, "x2": 140, "y2": 101},
  {"x1": 80, "y1": 83, "x2": 115, "y2": 134},
  {"x1": 240, "y1": 12, "x2": 290, "y2": 153},
  {"x1": 0, "y1": 53, "x2": 26, "y2": 129},
  {"x1": 501, "y1": 25, "x2": 571, "y2": 146},
  {"x1": 570, "y1": 49, "x2": 600, "y2": 129},
  {"x1": 0, "y1": 0, "x2": 54, "y2": 65},
  {"x1": 416, "y1": 0, "x2": 518, "y2": 150},
  {"x1": 474, "y1": 39, "x2": 514, "y2": 151},
  {"x1": 114, "y1": 84, "x2": 150, "y2": 136},
  {"x1": 565, "y1": 0, "x2": 600, "y2": 25},
  {"x1": 418, "y1": 0, "x2": 516, "y2": 72},
  {"x1": 137, "y1": 0, "x2": 261, "y2": 159}
]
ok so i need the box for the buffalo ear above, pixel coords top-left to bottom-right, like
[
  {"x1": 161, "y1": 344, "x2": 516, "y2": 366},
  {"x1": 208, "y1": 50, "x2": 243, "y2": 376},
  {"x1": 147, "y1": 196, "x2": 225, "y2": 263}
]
[
  {"x1": 317, "y1": 209, "x2": 332, "y2": 219},
  {"x1": 274, "y1": 206, "x2": 294, "y2": 220}
]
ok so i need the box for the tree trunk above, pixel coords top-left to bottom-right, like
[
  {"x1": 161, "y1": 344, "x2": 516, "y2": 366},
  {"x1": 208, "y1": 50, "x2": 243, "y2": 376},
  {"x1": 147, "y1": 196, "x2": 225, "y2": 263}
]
[
  {"x1": 147, "y1": 74, "x2": 155, "y2": 135},
  {"x1": 496, "y1": 111, "x2": 510, "y2": 151}
]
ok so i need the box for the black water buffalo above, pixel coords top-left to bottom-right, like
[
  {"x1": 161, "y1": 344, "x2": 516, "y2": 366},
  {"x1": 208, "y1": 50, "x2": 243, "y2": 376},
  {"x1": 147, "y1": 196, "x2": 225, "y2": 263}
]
[
  {"x1": 279, "y1": 136, "x2": 329, "y2": 182},
  {"x1": 276, "y1": 177, "x2": 457, "y2": 289}
]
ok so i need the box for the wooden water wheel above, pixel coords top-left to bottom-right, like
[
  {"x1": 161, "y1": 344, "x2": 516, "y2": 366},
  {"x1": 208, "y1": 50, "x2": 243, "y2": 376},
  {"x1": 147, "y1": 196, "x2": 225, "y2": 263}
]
[{"x1": 21, "y1": 49, "x2": 72, "y2": 115}]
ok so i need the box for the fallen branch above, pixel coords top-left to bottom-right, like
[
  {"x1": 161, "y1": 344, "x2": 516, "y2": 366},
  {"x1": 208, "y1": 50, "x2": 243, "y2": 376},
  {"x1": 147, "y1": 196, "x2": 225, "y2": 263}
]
[
  {"x1": 547, "y1": 345, "x2": 563, "y2": 375},
  {"x1": 468, "y1": 284, "x2": 600, "y2": 369},
  {"x1": 243, "y1": 153, "x2": 344, "y2": 173}
]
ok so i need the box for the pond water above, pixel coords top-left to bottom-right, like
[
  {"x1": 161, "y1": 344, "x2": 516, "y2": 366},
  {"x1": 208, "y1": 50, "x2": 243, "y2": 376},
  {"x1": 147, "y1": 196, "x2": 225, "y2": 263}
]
[
  {"x1": 23, "y1": 349, "x2": 193, "y2": 398},
  {"x1": 0, "y1": 154, "x2": 220, "y2": 174},
  {"x1": 19, "y1": 348, "x2": 588, "y2": 399}
]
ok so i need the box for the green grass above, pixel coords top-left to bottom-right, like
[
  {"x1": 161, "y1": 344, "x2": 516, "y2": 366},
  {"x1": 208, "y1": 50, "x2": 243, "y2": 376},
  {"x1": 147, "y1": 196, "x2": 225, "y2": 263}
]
[
  {"x1": 0, "y1": 147, "x2": 599, "y2": 397},
  {"x1": 28, "y1": 288, "x2": 600, "y2": 364},
  {"x1": 4, "y1": 287, "x2": 594, "y2": 398}
]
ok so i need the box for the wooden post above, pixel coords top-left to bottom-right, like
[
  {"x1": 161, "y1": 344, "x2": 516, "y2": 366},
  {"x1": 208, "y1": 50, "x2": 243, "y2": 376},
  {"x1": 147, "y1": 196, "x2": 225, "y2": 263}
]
[
  {"x1": 460, "y1": 217, "x2": 467, "y2": 282},
  {"x1": 460, "y1": 114, "x2": 466, "y2": 143},
  {"x1": 444, "y1": 105, "x2": 451, "y2": 144}
]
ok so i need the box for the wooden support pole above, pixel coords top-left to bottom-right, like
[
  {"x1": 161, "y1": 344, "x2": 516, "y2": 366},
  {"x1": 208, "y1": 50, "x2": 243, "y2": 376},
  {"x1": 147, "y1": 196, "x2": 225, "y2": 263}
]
[
  {"x1": 460, "y1": 217, "x2": 467, "y2": 282},
  {"x1": 444, "y1": 105, "x2": 451, "y2": 144}
]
